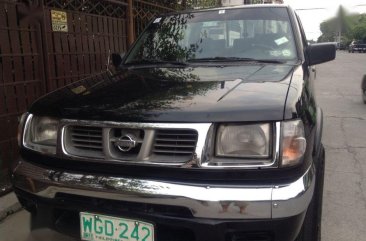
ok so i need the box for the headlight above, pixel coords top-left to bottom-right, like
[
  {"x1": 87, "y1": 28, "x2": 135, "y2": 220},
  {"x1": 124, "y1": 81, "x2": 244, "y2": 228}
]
[
  {"x1": 281, "y1": 120, "x2": 306, "y2": 167},
  {"x1": 23, "y1": 114, "x2": 59, "y2": 154},
  {"x1": 216, "y1": 123, "x2": 271, "y2": 158}
]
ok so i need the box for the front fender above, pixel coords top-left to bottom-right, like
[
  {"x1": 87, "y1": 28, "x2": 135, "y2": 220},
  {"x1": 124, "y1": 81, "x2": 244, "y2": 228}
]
[{"x1": 313, "y1": 107, "x2": 323, "y2": 160}]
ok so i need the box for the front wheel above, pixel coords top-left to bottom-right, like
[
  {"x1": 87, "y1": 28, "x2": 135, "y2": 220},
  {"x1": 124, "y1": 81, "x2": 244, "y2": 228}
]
[{"x1": 296, "y1": 145, "x2": 325, "y2": 241}]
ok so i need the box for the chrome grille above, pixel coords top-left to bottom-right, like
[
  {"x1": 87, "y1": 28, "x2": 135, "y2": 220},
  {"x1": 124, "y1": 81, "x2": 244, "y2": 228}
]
[
  {"x1": 66, "y1": 126, "x2": 103, "y2": 157},
  {"x1": 62, "y1": 122, "x2": 210, "y2": 166},
  {"x1": 153, "y1": 129, "x2": 198, "y2": 157}
]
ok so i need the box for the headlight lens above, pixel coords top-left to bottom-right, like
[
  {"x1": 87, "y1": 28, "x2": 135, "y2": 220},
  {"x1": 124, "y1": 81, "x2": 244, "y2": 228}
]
[
  {"x1": 23, "y1": 115, "x2": 59, "y2": 154},
  {"x1": 281, "y1": 120, "x2": 306, "y2": 167},
  {"x1": 29, "y1": 116, "x2": 58, "y2": 145},
  {"x1": 216, "y1": 124, "x2": 271, "y2": 158}
]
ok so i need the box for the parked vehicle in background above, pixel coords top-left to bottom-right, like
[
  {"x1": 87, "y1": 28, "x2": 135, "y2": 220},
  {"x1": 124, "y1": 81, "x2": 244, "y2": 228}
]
[
  {"x1": 338, "y1": 42, "x2": 346, "y2": 50},
  {"x1": 12, "y1": 5, "x2": 336, "y2": 241},
  {"x1": 334, "y1": 42, "x2": 340, "y2": 50},
  {"x1": 348, "y1": 40, "x2": 366, "y2": 53}
]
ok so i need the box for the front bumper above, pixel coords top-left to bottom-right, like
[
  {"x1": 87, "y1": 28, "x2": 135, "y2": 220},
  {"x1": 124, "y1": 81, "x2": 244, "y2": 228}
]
[
  {"x1": 12, "y1": 159, "x2": 315, "y2": 220},
  {"x1": 12, "y1": 159, "x2": 315, "y2": 240}
]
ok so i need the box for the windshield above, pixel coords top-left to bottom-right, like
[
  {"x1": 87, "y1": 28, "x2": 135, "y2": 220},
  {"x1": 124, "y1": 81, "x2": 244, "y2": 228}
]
[{"x1": 125, "y1": 7, "x2": 297, "y2": 64}]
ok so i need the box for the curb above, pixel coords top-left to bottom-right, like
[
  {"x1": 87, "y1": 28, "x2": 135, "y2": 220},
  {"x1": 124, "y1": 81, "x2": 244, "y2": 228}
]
[{"x1": 0, "y1": 192, "x2": 22, "y2": 222}]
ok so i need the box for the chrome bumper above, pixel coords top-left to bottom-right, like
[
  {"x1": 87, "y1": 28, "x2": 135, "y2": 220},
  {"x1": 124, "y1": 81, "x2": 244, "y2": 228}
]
[{"x1": 12, "y1": 160, "x2": 315, "y2": 220}]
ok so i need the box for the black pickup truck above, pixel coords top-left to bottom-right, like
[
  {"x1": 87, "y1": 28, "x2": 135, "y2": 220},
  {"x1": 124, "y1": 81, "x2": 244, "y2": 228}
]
[{"x1": 12, "y1": 5, "x2": 335, "y2": 241}]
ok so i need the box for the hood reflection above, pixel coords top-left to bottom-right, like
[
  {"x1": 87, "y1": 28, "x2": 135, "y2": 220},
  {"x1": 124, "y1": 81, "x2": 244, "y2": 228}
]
[{"x1": 30, "y1": 64, "x2": 293, "y2": 122}]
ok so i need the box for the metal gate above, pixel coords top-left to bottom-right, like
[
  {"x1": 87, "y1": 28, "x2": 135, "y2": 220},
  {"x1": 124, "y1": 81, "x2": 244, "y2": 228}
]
[
  {"x1": 133, "y1": 0, "x2": 176, "y2": 37},
  {"x1": 0, "y1": 0, "x2": 175, "y2": 194},
  {"x1": 0, "y1": 0, "x2": 45, "y2": 191},
  {"x1": 43, "y1": 0, "x2": 129, "y2": 91}
]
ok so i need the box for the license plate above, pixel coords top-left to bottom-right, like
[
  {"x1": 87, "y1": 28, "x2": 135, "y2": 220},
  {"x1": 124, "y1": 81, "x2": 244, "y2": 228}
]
[{"x1": 80, "y1": 212, "x2": 154, "y2": 241}]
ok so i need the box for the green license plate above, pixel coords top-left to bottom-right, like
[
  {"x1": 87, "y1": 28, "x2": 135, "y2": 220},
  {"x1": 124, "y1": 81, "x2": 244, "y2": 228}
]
[{"x1": 80, "y1": 212, "x2": 154, "y2": 241}]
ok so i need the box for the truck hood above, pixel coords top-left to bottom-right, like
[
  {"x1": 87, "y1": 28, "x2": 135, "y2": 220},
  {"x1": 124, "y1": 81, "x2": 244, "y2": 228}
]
[{"x1": 30, "y1": 64, "x2": 294, "y2": 122}]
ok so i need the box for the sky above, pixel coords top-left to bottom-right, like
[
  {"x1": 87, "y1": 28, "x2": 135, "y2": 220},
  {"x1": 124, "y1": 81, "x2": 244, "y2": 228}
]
[{"x1": 284, "y1": 0, "x2": 366, "y2": 41}]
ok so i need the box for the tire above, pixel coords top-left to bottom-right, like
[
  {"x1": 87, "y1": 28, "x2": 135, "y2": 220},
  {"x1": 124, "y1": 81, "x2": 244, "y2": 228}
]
[{"x1": 296, "y1": 145, "x2": 325, "y2": 241}]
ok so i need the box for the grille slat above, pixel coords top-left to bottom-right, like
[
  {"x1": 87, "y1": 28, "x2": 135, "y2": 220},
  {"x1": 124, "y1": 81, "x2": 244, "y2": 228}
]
[
  {"x1": 154, "y1": 144, "x2": 196, "y2": 148},
  {"x1": 72, "y1": 138, "x2": 102, "y2": 144},
  {"x1": 153, "y1": 149, "x2": 194, "y2": 154},
  {"x1": 73, "y1": 141, "x2": 103, "y2": 147},
  {"x1": 155, "y1": 138, "x2": 197, "y2": 142},
  {"x1": 72, "y1": 129, "x2": 102, "y2": 134},
  {"x1": 156, "y1": 132, "x2": 197, "y2": 136},
  {"x1": 73, "y1": 144, "x2": 103, "y2": 150},
  {"x1": 71, "y1": 133, "x2": 102, "y2": 138},
  {"x1": 153, "y1": 129, "x2": 198, "y2": 157}
]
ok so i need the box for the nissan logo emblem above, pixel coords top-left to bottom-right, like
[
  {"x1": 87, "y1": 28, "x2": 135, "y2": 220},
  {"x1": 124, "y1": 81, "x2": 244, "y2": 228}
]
[{"x1": 114, "y1": 134, "x2": 136, "y2": 152}]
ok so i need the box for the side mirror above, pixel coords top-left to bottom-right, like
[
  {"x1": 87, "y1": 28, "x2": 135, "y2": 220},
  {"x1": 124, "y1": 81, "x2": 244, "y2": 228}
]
[
  {"x1": 306, "y1": 43, "x2": 336, "y2": 66},
  {"x1": 111, "y1": 53, "x2": 125, "y2": 68}
]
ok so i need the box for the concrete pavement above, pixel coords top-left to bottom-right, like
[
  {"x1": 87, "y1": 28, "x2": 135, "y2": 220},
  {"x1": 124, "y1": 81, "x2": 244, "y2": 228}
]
[
  {"x1": 0, "y1": 210, "x2": 30, "y2": 241},
  {"x1": 0, "y1": 192, "x2": 21, "y2": 222},
  {"x1": 316, "y1": 51, "x2": 366, "y2": 241}
]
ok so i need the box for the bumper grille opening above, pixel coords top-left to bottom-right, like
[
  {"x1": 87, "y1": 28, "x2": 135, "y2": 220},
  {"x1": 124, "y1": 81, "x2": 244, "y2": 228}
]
[
  {"x1": 227, "y1": 232, "x2": 273, "y2": 241},
  {"x1": 55, "y1": 193, "x2": 193, "y2": 218},
  {"x1": 157, "y1": 224, "x2": 196, "y2": 241}
]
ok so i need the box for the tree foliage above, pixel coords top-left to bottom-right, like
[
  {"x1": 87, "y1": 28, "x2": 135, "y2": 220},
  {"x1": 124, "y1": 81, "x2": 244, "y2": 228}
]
[
  {"x1": 318, "y1": 18, "x2": 337, "y2": 42},
  {"x1": 143, "y1": 0, "x2": 221, "y2": 10},
  {"x1": 352, "y1": 24, "x2": 366, "y2": 41},
  {"x1": 318, "y1": 5, "x2": 366, "y2": 44},
  {"x1": 180, "y1": 0, "x2": 222, "y2": 9}
]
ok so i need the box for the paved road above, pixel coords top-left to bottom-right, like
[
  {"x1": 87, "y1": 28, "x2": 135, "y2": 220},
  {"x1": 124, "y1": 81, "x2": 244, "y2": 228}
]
[
  {"x1": 317, "y1": 51, "x2": 366, "y2": 241},
  {"x1": 0, "y1": 51, "x2": 365, "y2": 241}
]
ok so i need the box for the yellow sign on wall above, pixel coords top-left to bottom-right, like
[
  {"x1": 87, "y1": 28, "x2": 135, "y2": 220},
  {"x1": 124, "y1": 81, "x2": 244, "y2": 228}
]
[{"x1": 51, "y1": 10, "x2": 68, "y2": 32}]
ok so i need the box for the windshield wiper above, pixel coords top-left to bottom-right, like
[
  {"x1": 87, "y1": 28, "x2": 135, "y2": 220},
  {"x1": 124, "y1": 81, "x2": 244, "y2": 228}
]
[
  {"x1": 126, "y1": 58, "x2": 187, "y2": 66},
  {"x1": 187, "y1": 57, "x2": 285, "y2": 64}
]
